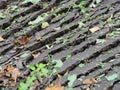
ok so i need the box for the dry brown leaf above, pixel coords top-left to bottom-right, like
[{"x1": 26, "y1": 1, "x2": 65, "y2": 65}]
[
  {"x1": 86, "y1": 87, "x2": 91, "y2": 90},
  {"x1": 0, "y1": 64, "x2": 21, "y2": 86},
  {"x1": 14, "y1": 36, "x2": 30, "y2": 46},
  {"x1": 83, "y1": 78, "x2": 97, "y2": 85},
  {"x1": 0, "y1": 36, "x2": 4, "y2": 41},
  {"x1": 45, "y1": 83, "x2": 64, "y2": 90},
  {"x1": 57, "y1": 74, "x2": 62, "y2": 78},
  {"x1": 89, "y1": 26, "x2": 100, "y2": 33},
  {"x1": 32, "y1": 52, "x2": 40, "y2": 58}
]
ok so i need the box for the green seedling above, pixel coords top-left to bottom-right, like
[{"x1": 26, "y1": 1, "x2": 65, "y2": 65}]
[
  {"x1": 22, "y1": 0, "x2": 41, "y2": 4},
  {"x1": 79, "y1": 63, "x2": 85, "y2": 68},
  {"x1": 68, "y1": 74, "x2": 77, "y2": 87},
  {"x1": 105, "y1": 73, "x2": 118, "y2": 81},
  {"x1": 18, "y1": 75, "x2": 37, "y2": 90},
  {"x1": 78, "y1": 21, "x2": 85, "y2": 28},
  {"x1": 0, "y1": 13, "x2": 6, "y2": 19},
  {"x1": 66, "y1": 54, "x2": 72, "y2": 60}
]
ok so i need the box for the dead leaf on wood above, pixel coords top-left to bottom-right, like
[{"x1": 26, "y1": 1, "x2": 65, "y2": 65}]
[
  {"x1": 0, "y1": 64, "x2": 20, "y2": 86},
  {"x1": 45, "y1": 83, "x2": 64, "y2": 90},
  {"x1": 83, "y1": 78, "x2": 97, "y2": 85},
  {"x1": 0, "y1": 36, "x2": 4, "y2": 41},
  {"x1": 86, "y1": 87, "x2": 91, "y2": 90},
  {"x1": 14, "y1": 36, "x2": 30, "y2": 46},
  {"x1": 32, "y1": 52, "x2": 40, "y2": 59},
  {"x1": 57, "y1": 74, "x2": 62, "y2": 78},
  {"x1": 35, "y1": 34, "x2": 42, "y2": 41},
  {"x1": 89, "y1": 26, "x2": 100, "y2": 33}
]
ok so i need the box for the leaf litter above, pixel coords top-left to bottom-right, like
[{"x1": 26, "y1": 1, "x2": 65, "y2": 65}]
[{"x1": 0, "y1": 64, "x2": 20, "y2": 86}]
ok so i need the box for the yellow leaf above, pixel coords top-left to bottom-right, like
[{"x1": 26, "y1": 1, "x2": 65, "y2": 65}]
[
  {"x1": 83, "y1": 78, "x2": 97, "y2": 85},
  {"x1": 89, "y1": 26, "x2": 100, "y2": 33},
  {"x1": 0, "y1": 36, "x2": 4, "y2": 41},
  {"x1": 46, "y1": 83, "x2": 64, "y2": 90}
]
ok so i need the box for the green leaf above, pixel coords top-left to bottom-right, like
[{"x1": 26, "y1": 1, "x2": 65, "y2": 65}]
[
  {"x1": 66, "y1": 54, "x2": 72, "y2": 60},
  {"x1": 105, "y1": 73, "x2": 118, "y2": 81},
  {"x1": 52, "y1": 59, "x2": 63, "y2": 68},
  {"x1": 20, "y1": 53, "x2": 29, "y2": 58},
  {"x1": 78, "y1": 22, "x2": 85, "y2": 28},
  {"x1": 18, "y1": 82, "x2": 29, "y2": 90},
  {"x1": 29, "y1": 65, "x2": 36, "y2": 71},
  {"x1": 41, "y1": 22, "x2": 49, "y2": 29},
  {"x1": 22, "y1": 0, "x2": 41, "y2": 4},
  {"x1": 0, "y1": 13, "x2": 6, "y2": 19},
  {"x1": 28, "y1": 16, "x2": 44, "y2": 25},
  {"x1": 79, "y1": 63, "x2": 85, "y2": 68},
  {"x1": 96, "y1": 0, "x2": 102, "y2": 4},
  {"x1": 96, "y1": 39, "x2": 106, "y2": 44},
  {"x1": 41, "y1": 68, "x2": 48, "y2": 77},
  {"x1": 68, "y1": 74, "x2": 77, "y2": 87}
]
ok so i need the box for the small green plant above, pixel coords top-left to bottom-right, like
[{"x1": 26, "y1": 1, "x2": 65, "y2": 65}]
[
  {"x1": 66, "y1": 54, "x2": 72, "y2": 60},
  {"x1": 67, "y1": 74, "x2": 77, "y2": 87},
  {"x1": 19, "y1": 55, "x2": 63, "y2": 90},
  {"x1": 78, "y1": 21, "x2": 85, "y2": 28},
  {"x1": 105, "y1": 73, "x2": 119, "y2": 81},
  {"x1": 18, "y1": 75, "x2": 37, "y2": 90},
  {"x1": 79, "y1": 63, "x2": 85, "y2": 68},
  {"x1": 22, "y1": 0, "x2": 41, "y2": 4},
  {"x1": 90, "y1": 0, "x2": 102, "y2": 8},
  {"x1": 0, "y1": 13, "x2": 6, "y2": 19}
]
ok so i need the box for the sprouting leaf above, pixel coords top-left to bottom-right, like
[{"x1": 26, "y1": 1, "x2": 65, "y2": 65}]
[
  {"x1": 89, "y1": 26, "x2": 100, "y2": 33},
  {"x1": 52, "y1": 60, "x2": 63, "y2": 68},
  {"x1": 20, "y1": 53, "x2": 29, "y2": 58},
  {"x1": 107, "y1": 14, "x2": 113, "y2": 22},
  {"x1": 96, "y1": 0, "x2": 102, "y2": 4},
  {"x1": 29, "y1": 65, "x2": 36, "y2": 71},
  {"x1": 105, "y1": 73, "x2": 118, "y2": 81},
  {"x1": 0, "y1": 13, "x2": 6, "y2": 19},
  {"x1": 78, "y1": 22, "x2": 85, "y2": 28},
  {"x1": 41, "y1": 22, "x2": 49, "y2": 29},
  {"x1": 79, "y1": 63, "x2": 85, "y2": 68},
  {"x1": 46, "y1": 45, "x2": 54, "y2": 49},
  {"x1": 0, "y1": 66, "x2": 2, "y2": 70},
  {"x1": 28, "y1": 16, "x2": 44, "y2": 25},
  {"x1": 96, "y1": 39, "x2": 106, "y2": 44},
  {"x1": 66, "y1": 54, "x2": 72, "y2": 60},
  {"x1": 68, "y1": 74, "x2": 77, "y2": 87},
  {"x1": 22, "y1": 0, "x2": 41, "y2": 4},
  {"x1": 41, "y1": 68, "x2": 48, "y2": 77},
  {"x1": 10, "y1": 5, "x2": 18, "y2": 12}
]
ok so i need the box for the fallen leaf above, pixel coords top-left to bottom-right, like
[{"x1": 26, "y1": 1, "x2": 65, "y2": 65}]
[
  {"x1": 86, "y1": 87, "x2": 91, "y2": 90},
  {"x1": 0, "y1": 64, "x2": 21, "y2": 86},
  {"x1": 0, "y1": 36, "x2": 4, "y2": 41},
  {"x1": 45, "y1": 83, "x2": 64, "y2": 90},
  {"x1": 57, "y1": 74, "x2": 62, "y2": 78},
  {"x1": 32, "y1": 52, "x2": 40, "y2": 58},
  {"x1": 14, "y1": 36, "x2": 30, "y2": 46},
  {"x1": 105, "y1": 73, "x2": 118, "y2": 81},
  {"x1": 89, "y1": 26, "x2": 100, "y2": 33},
  {"x1": 41, "y1": 22, "x2": 49, "y2": 29},
  {"x1": 35, "y1": 34, "x2": 42, "y2": 41},
  {"x1": 83, "y1": 78, "x2": 97, "y2": 85}
]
